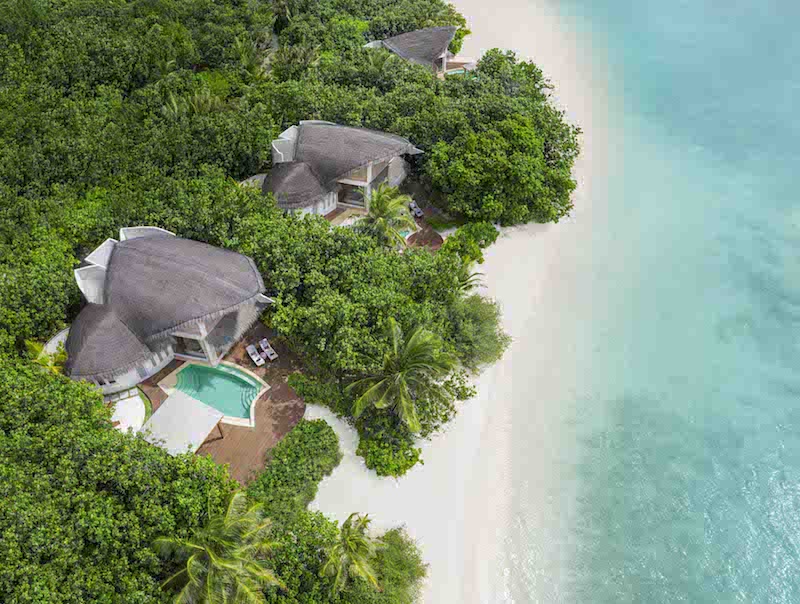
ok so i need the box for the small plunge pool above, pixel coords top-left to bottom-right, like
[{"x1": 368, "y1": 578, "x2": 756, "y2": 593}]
[{"x1": 175, "y1": 364, "x2": 260, "y2": 419}]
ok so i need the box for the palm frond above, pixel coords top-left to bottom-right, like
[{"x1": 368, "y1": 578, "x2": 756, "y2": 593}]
[{"x1": 154, "y1": 491, "x2": 283, "y2": 602}]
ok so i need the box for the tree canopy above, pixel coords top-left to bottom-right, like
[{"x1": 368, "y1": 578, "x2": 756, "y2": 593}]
[
  {"x1": 0, "y1": 359, "x2": 235, "y2": 603},
  {"x1": 0, "y1": 0, "x2": 577, "y2": 598}
]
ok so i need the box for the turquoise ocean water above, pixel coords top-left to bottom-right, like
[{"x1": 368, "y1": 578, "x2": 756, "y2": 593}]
[{"x1": 504, "y1": 2, "x2": 800, "y2": 602}]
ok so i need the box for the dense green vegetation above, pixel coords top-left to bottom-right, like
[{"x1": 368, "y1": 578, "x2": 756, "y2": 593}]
[
  {"x1": 246, "y1": 419, "x2": 428, "y2": 603},
  {"x1": 154, "y1": 491, "x2": 284, "y2": 601},
  {"x1": 0, "y1": 362, "x2": 427, "y2": 603},
  {"x1": 0, "y1": 0, "x2": 577, "y2": 599},
  {"x1": 349, "y1": 318, "x2": 458, "y2": 433},
  {"x1": 0, "y1": 0, "x2": 576, "y2": 349},
  {"x1": 322, "y1": 513, "x2": 381, "y2": 593},
  {"x1": 0, "y1": 359, "x2": 235, "y2": 603},
  {"x1": 247, "y1": 419, "x2": 342, "y2": 524},
  {"x1": 355, "y1": 184, "x2": 416, "y2": 248}
]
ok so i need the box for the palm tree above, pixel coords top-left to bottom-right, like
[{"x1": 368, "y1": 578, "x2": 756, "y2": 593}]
[
  {"x1": 233, "y1": 35, "x2": 270, "y2": 82},
  {"x1": 365, "y1": 48, "x2": 396, "y2": 74},
  {"x1": 348, "y1": 318, "x2": 457, "y2": 432},
  {"x1": 456, "y1": 263, "x2": 484, "y2": 292},
  {"x1": 25, "y1": 339, "x2": 66, "y2": 374},
  {"x1": 360, "y1": 183, "x2": 417, "y2": 248},
  {"x1": 161, "y1": 92, "x2": 185, "y2": 119},
  {"x1": 154, "y1": 492, "x2": 283, "y2": 603},
  {"x1": 186, "y1": 88, "x2": 226, "y2": 115},
  {"x1": 321, "y1": 513, "x2": 380, "y2": 593}
]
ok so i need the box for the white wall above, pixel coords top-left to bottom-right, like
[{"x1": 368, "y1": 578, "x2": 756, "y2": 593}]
[
  {"x1": 272, "y1": 126, "x2": 299, "y2": 163},
  {"x1": 271, "y1": 138, "x2": 295, "y2": 163},
  {"x1": 119, "y1": 226, "x2": 175, "y2": 241},
  {"x1": 74, "y1": 265, "x2": 107, "y2": 304},
  {"x1": 295, "y1": 191, "x2": 337, "y2": 216},
  {"x1": 95, "y1": 344, "x2": 175, "y2": 395},
  {"x1": 388, "y1": 156, "x2": 408, "y2": 187}
]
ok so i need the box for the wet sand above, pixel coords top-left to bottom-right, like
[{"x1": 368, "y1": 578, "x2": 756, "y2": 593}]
[{"x1": 308, "y1": 1, "x2": 608, "y2": 600}]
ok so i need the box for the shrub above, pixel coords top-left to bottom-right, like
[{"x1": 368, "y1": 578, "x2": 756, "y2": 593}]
[
  {"x1": 447, "y1": 296, "x2": 511, "y2": 372},
  {"x1": 0, "y1": 360, "x2": 235, "y2": 604},
  {"x1": 344, "y1": 528, "x2": 428, "y2": 604},
  {"x1": 288, "y1": 372, "x2": 350, "y2": 416},
  {"x1": 247, "y1": 419, "x2": 342, "y2": 523},
  {"x1": 265, "y1": 510, "x2": 341, "y2": 603},
  {"x1": 356, "y1": 413, "x2": 422, "y2": 477},
  {"x1": 440, "y1": 221, "x2": 499, "y2": 264}
]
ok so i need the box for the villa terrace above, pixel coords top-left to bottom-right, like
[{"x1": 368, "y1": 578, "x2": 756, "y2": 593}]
[{"x1": 140, "y1": 322, "x2": 305, "y2": 483}]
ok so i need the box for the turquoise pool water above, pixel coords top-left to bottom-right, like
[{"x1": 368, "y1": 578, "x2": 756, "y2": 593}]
[{"x1": 175, "y1": 364, "x2": 260, "y2": 419}]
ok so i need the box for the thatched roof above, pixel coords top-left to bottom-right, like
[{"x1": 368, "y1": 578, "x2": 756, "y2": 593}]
[
  {"x1": 65, "y1": 234, "x2": 265, "y2": 380},
  {"x1": 264, "y1": 122, "x2": 420, "y2": 210},
  {"x1": 104, "y1": 235, "x2": 264, "y2": 341},
  {"x1": 263, "y1": 161, "x2": 328, "y2": 210},
  {"x1": 294, "y1": 122, "x2": 419, "y2": 186},
  {"x1": 381, "y1": 26, "x2": 457, "y2": 69},
  {"x1": 65, "y1": 305, "x2": 154, "y2": 380}
]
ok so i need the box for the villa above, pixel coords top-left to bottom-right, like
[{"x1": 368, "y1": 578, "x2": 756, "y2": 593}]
[
  {"x1": 364, "y1": 26, "x2": 475, "y2": 75},
  {"x1": 262, "y1": 120, "x2": 421, "y2": 217},
  {"x1": 62, "y1": 226, "x2": 276, "y2": 456}
]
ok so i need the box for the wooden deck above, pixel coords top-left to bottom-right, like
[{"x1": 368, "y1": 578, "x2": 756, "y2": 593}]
[
  {"x1": 408, "y1": 213, "x2": 444, "y2": 251},
  {"x1": 140, "y1": 359, "x2": 184, "y2": 413},
  {"x1": 137, "y1": 324, "x2": 306, "y2": 484},
  {"x1": 323, "y1": 206, "x2": 347, "y2": 222},
  {"x1": 196, "y1": 323, "x2": 306, "y2": 484}
]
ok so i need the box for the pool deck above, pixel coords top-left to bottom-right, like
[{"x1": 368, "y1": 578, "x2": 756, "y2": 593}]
[
  {"x1": 407, "y1": 210, "x2": 444, "y2": 250},
  {"x1": 196, "y1": 323, "x2": 306, "y2": 484},
  {"x1": 138, "y1": 323, "x2": 306, "y2": 484}
]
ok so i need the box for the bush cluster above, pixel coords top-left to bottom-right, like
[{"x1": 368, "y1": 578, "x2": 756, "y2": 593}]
[
  {"x1": 0, "y1": 360, "x2": 235, "y2": 603},
  {"x1": 247, "y1": 419, "x2": 342, "y2": 524}
]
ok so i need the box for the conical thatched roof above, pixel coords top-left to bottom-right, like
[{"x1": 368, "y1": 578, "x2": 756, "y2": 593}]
[
  {"x1": 263, "y1": 161, "x2": 328, "y2": 210},
  {"x1": 65, "y1": 234, "x2": 265, "y2": 380},
  {"x1": 65, "y1": 304, "x2": 153, "y2": 380},
  {"x1": 381, "y1": 26, "x2": 457, "y2": 69},
  {"x1": 104, "y1": 235, "x2": 264, "y2": 340}
]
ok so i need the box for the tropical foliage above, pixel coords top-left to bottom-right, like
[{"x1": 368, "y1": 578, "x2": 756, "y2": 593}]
[
  {"x1": 0, "y1": 360, "x2": 235, "y2": 604},
  {"x1": 440, "y1": 221, "x2": 499, "y2": 264},
  {"x1": 154, "y1": 492, "x2": 283, "y2": 603},
  {"x1": 357, "y1": 183, "x2": 416, "y2": 248},
  {"x1": 24, "y1": 339, "x2": 67, "y2": 374},
  {"x1": 0, "y1": 0, "x2": 573, "y2": 597},
  {"x1": 247, "y1": 418, "x2": 427, "y2": 604},
  {"x1": 349, "y1": 318, "x2": 457, "y2": 432},
  {"x1": 322, "y1": 513, "x2": 381, "y2": 593},
  {"x1": 247, "y1": 419, "x2": 342, "y2": 524}
]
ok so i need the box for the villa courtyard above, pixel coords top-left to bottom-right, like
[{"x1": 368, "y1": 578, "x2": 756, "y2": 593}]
[{"x1": 140, "y1": 323, "x2": 306, "y2": 484}]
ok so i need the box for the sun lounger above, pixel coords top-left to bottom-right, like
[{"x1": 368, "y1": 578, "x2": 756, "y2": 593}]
[
  {"x1": 259, "y1": 338, "x2": 278, "y2": 361},
  {"x1": 246, "y1": 344, "x2": 265, "y2": 366}
]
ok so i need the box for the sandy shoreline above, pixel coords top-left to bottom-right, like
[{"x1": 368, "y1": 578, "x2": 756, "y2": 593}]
[{"x1": 308, "y1": 1, "x2": 608, "y2": 601}]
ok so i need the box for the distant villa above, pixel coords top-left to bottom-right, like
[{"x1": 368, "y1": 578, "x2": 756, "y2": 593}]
[
  {"x1": 65, "y1": 227, "x2": 271, "y2": 396},
  {"x1": 364, "y1": 26, "x2": 475, "y2": 75},
  {"x1": 254, "y1": 120, "x2": 421, "y2": 216}
]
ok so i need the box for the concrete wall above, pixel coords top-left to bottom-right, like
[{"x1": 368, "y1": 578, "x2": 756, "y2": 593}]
[
  {"x1": 296, "y1": 191, "x2": 337, "y2": 216},
  {"x1": 272, "y1": 126, "x2": 299, "y2": 163},
  {"x1": 94, "y1": 344, "x2": 175, "y2": 395},
  {"x1": 388, "y1": 156, "x2": 408, "y2": 187},
  {"x1": 74, "y1": 265, "x2": 107, "y2": 304}
]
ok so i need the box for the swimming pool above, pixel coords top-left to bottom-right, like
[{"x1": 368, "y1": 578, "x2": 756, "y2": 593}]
[{"x1": 174, "y1": 364, "x2": 260, "y2": 419}]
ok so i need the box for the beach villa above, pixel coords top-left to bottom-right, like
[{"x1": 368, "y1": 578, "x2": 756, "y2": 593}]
[
  {"x1": 262, "y1": 120, "x2": 421, "y2": 216},
  {"x1": 364, "y1": 26, "x2": 474, "y2": 75},
  {"x1": 61, "y1": 226, "x2": 275, "y2": 454}
]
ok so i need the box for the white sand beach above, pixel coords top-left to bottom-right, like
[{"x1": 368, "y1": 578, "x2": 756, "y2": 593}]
[{"x1": 308, "y1": 1, "x2": 609, "y2": 601}]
